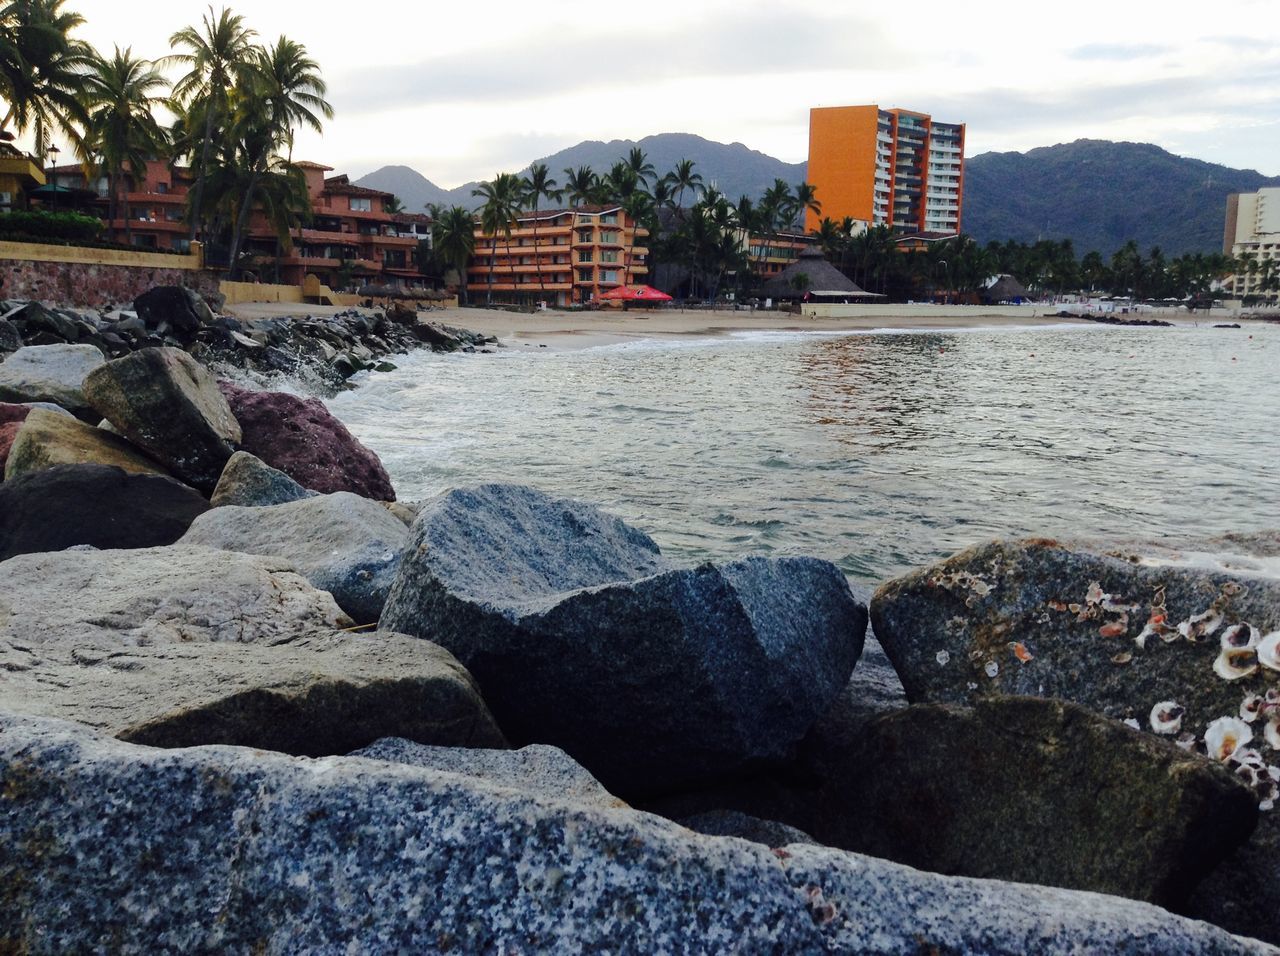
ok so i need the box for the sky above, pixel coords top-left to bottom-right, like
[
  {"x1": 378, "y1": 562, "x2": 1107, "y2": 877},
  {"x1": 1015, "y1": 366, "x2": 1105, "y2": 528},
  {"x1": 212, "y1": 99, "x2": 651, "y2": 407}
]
[{"x1": 65, "y1": 0, "x2": 1280, "y2": 187}]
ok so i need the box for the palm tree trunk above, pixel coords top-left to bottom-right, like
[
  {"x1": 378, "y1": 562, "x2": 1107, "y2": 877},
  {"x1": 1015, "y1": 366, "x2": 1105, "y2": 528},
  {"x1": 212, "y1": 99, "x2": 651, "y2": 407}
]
[
  {"x1": 189, "y1": 104, "x2": 216, "y2": 243},
  {"x1": 486, "y1": 238, "x2": 495, "y2": 305},
  {"x1": 107, "y1": 170, "x2": 118, "y2": 243},
  {"x1": 227, "y1": 169, "x2": 263, "y2": 280}
]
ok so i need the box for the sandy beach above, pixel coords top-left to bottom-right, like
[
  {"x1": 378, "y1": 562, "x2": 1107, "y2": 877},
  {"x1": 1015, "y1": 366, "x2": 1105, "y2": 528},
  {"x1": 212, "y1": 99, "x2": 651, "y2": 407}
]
[{"x1": 224, "y1": 300, "x2": 1124, "y2": 349}]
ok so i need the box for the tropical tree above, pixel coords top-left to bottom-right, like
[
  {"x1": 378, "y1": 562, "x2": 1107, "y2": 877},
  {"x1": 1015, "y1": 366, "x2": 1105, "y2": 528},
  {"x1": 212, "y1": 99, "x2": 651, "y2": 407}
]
[
  {"x1": 431, "y1": 204, "x2": 475, "y2": 304},
  {"x1": 561, "y1": 165, "x2": 596, "y2": 207},
  {"x1": 624, "y1": 146, "x2": 655, "y2": 190},
  {"x1": 383, "y1": 194, "x2": 404, "y2": 215},
  {"x1": 792, "y1": 181, "x2": 821, "y2": 227},
  {"x1": 521, "y1": 161, "x2": 557, "y2": 296},
  {"x1": 224, "y1": 35, "x2": 331, "y2": 279},
  {"x1": 666, "y1": 157, "x2": 702, "y2": 208},
  {"x1": 471, "y1": 171, "x2": 522, "y2": 304},
  {"x1": 167, "y1": 5, "x2": 258, "y2": 243},
  {"x1": 79, "y1": 45, "x2": 167, "y2": 244},
  {"x1": 0, "y1": 0, "x2": 92, "y2": 156}
]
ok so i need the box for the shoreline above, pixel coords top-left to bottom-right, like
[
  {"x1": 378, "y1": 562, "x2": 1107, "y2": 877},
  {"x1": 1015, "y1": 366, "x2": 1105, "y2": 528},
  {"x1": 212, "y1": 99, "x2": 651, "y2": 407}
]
[{"x1": 224, "y1": 301, "x2": 1255, "y2": 352}]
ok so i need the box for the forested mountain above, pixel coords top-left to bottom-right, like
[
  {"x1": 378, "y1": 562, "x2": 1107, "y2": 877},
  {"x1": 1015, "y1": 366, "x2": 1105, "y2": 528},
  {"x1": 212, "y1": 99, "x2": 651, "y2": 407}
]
[
  {"x1": 963, "y1": 140, "x2": 1280, "y2": 256},
  {"x1": 357, "y1": 136, "x2": 1278, "y2": 256}
]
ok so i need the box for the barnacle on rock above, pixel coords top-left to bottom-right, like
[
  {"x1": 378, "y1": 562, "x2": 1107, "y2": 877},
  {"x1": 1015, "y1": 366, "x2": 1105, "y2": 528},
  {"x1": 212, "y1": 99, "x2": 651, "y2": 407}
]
[
  {"x1": 1242, "y1": 694, "x2": 1265, "y2": 723},
  {"x1": 1098, "y1": 617, "x2": 1129, "y2": 638},
  {"x1": 1205, "y1": 716, "x2": 1254, "y2": 762},
  {"x1": 1265, "y1": 719, "x2": 1280, "y2": 752},
  {"x1": 1111, "y1": 651, "x2": 1133, "y2": 665},
  {"x1": 1179, "y1": 606, "x2": 1224, "y2": 642},
  {"x1": 1257, "y1": 632, "x2": 1280, "y2": 672},
  {"x1": 1175, "y1": 732, "x2": 1197, "y2": 751},
  {"x1": 1221, "y1": 623, "x2": 1260, "y2": 649},
  {"x1": 1149, "y1": 701, "x2": 1184, "y2": 735},
  {"x1": 1214, "y1": 647, "x2": 1259, "y2": 681},
  {"x1": 1010, "y1": 642, "x2": 1033, "y2": 663}
]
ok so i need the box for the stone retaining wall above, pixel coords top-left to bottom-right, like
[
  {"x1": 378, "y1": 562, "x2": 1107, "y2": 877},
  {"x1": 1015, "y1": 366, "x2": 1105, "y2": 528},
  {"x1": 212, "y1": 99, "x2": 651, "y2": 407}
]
[{"x1": 0, "y1": 242, "x2": 220, "y2": 308}]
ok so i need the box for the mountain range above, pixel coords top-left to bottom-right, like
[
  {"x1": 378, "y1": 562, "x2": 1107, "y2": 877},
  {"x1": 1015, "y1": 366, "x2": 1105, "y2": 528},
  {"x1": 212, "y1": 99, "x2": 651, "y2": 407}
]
[{"x1": 355, "y1": 135, "x2": 1279, "y2": 257}]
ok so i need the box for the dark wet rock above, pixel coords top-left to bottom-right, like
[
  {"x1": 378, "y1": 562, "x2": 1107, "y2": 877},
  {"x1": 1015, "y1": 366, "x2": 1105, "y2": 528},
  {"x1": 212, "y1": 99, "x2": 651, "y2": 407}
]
[
  {"x1": 0, "y1": 317, "x2": 20, "y2": 351},
  {"x1": 379, "y1": 483, "x2": 865, "y2": 797},
  {"x1": 134, "y1": 285, "x2": 214, "y2": 335},
  {"x1": 1, "y1": 633, "x2": 504, "y2": 756},
  {"x1": 181, "y1": 492, "x2": 409, "y2": 623},
  {"x1": 795, "y1": 696, "x2": 1256, "y2": 909},
  {"x1": 209, "y1": 450, "x2": 317, "y2": 507},
  {"x1": 3, "y1": 408, "x2": 170, "y2": 480},
  {"x1": 0, "y1": 343, "x2": 104, "y2": 414},
  {"x1": 83, "y1": 347, "x2": 241, "y2": 493},
  {"x1": 678, "y1": 810, "x2": 817, "y2": 848},
  {"x1": 1189, "y1": 815, "x2": 1280, "y2": 945},
  {"x1": 219, "y1": 382, "x2": 395, "y2": 501},
  {"x1": 1, "y1": 712, "x2": 1270, "y2": 955},
  {"x1": 352, "y1": 738, "x2": 618, "y2": 807},
  {"x1": 0, "y1": 464, "x2": 208, "y2": 560},
  {"x1": 0, "y1": 545, "x2": 351, "y2": 645},
  {"x1": 3, "y1": 300, "x2": 79, "y2": 341}
]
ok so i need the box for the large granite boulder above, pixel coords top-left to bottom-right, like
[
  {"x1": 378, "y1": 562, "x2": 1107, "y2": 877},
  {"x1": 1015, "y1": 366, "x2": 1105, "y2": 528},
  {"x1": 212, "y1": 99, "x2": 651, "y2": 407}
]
[
  {"x1": 0, "y1": 317, "x2": 20, "y2": 352},
  {"x1": 793, "y1": 696, "x2": 1256, "y2": 909},
  {"x1": 133, "y1": 285, "x2": 214, "y2": 335},
  {"x1": 0, "y1": 401, "x2": 72, "y2": 474},
  {"x1": 210, "y1": 449, "x2": 316, "y2": 507},
  {"x1": 0, "y1": 343, "x2": 104, "y2": 415},
  {"x1": 3, "y1": 407, "x2": 170, "y2": 480},
  {"x1": 1, "y1": 633, "x2": 504, "y2": 756},
  {"x1": 678, "y1": 810, "x2": 818, "y2": 848},
  {"x1": 0, "y1": 713, "x2": 1270, "y2": 954},
  {"x1": 181, "y1": 492, "x2": 410, "y2": 623},
  {"x1": 0, "y1": 464, "x2": 209, "y2": 561},
  {"x1": 83, "y1": 347, "x2": 241, "y2": 493},
  {"x1": 219, "y1": 382, "x2": 395, "y2": 500},
  {"x1": 0, "y1": 545, "x2": 352, "y2": 645},
  {"x1": 379, "y1": 484, "x2": 865, "y2": 796},
  {"x1": 0, "y1": 419, "x2": 19, "y2": 474},
  {"x1": 352, "y1": 738, "x2": 619, "y2": 808}
]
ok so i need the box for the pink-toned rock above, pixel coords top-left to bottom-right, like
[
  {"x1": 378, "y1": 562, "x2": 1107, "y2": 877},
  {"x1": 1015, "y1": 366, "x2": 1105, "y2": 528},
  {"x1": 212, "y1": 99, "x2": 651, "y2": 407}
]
[
  {"x1": 0, "y1": 403, "x2": 34, "y2": 426},
  {"x1": 0, "y1": 420, "x2": 21, "y2": 475},
  {"x1": 218, "y1": 383, "x2": 395, "y2": 501}
]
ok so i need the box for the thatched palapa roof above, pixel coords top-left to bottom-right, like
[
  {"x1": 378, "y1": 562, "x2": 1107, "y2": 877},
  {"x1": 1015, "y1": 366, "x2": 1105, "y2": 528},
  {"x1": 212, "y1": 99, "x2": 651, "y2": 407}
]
[
  {"x1": 983, "y1": 275, "x2": 1033, "y2": 303},
  {"x1": 760, "y1": 247, "x2": 873, "y2": 300}
]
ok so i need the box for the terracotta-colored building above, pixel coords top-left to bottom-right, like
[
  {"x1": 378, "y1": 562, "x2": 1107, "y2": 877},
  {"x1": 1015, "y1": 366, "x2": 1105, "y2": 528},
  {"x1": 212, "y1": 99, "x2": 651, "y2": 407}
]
[
  {"x1": 40, "y1": 158, "x2": 429, "y2": 288},
  {"x1": 468, "y1": 204, "x2": 649, "y2": 307},
  {"x1": 806, "y1": 105, "x2": 965, "y2": 238},
  {"x1": 747, "y1": 231, "x2": 818, "y2": 280}
]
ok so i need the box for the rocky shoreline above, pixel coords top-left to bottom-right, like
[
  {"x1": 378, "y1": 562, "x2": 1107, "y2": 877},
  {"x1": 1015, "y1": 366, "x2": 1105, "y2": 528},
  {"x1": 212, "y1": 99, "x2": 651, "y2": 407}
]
[{"x1": 1, "y1": 287, "x2": 1278, "y2": 952}]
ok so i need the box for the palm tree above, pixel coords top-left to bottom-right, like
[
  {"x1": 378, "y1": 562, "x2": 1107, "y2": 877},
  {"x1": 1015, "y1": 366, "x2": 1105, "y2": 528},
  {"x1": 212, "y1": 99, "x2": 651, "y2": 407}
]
[
  {"x1": 521, "y1": 161, "x2": 557, "y2": 297},
  {"x1": 224, "y1": 35, "x2": 331, "y2": 279},
  {"x1": 667, "y1": 157, "x2": 702, "y2": 208},
  {"x1": 561, "y1": 165, "x2": 596, "y2": 207},
  {"x1": 383, "y1": 194, "x2": 404, "y2": 215},
  {"x1": 624, "y1": 146, "x2": 656, "y2": 190},
  {"x1": 0, "y1": 0, "x2": 92, "y2": 156},
  {"x1": 79, "y1": 45, "x2": 167, "y2": 245},
  {"x1": 167, "y1": 5, "x2": 257, "y2": 243},
  {"x1": 432, "y1": 204, "x2": 475, "y2": 304},
  {"x1": 793, "y1": 181, "x2": 821, "y2": 228},
  {"x1": 472, "y1": 171, "x2": 521, "y2": 304}
]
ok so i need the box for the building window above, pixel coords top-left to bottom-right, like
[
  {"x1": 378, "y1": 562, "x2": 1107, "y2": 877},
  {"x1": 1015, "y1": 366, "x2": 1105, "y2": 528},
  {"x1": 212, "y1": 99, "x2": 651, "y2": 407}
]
[
  {"x1": 577, "y1": 268, "x2": 593, "y2": 282},
  {"x1": 576, "y1": 229, "x2": 592, "y2": 242},
  {"x1": 156, "y1": 182, "x2": 169, "y2": 194},
  {"x1": 600, "y1": 231, "x2": 618, "y2": 244},
  {"x1": 578, "y1": 250, "x2": 593, "y2": 263},
  {"x1": 601, "y1": 213, "x2": 617, "y2": 224},
  {"x1": 350, "y1": 197, "x2": 372, "y2": 212},
  {"x1": 601, "y1": 270, "x2": 618, "y2": 283}
]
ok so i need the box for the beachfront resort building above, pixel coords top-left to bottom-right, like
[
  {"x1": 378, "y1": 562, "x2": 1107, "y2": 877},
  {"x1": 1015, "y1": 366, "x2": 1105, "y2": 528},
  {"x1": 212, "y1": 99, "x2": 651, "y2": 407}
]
[
  {"x1": 40, "y1": 159, "x2": 428, "y2": 288},
  {"x1": 1223, "y1": 187, "x2": 1280, "y2": 301},
  {"x1": 805, "y1": 105, "x2": 965, "y2": 239},
  {"x1": 468, "y1": 205, "x2": 649, "y2": 307}
]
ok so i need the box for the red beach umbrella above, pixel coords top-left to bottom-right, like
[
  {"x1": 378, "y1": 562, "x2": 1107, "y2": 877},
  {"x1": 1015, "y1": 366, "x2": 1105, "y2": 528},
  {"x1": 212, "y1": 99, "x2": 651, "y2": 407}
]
[{"x1": 599, "y1": 285, "x2": 673, "y2": 302}]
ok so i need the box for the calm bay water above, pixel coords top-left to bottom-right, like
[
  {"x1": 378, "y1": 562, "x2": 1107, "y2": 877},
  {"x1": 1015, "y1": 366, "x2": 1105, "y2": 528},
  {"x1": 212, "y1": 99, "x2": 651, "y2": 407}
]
[{"x1": 327, "y1": 323, "x2": 1279, "y2": 589}]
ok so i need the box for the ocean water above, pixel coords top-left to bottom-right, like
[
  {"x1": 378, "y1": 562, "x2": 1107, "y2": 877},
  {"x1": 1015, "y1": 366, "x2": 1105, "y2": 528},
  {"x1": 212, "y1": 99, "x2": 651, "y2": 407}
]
[{"x1": 327, "y1": 323, "x2": 1280, "y2": 589}]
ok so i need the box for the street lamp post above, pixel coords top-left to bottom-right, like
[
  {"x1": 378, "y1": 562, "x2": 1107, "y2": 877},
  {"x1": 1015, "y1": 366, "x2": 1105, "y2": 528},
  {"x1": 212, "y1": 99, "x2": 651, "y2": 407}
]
[
  {"x1": 936, "y1": 258, "x2": 948, "y2": 304},
  {"x1": 47, "y1": 144, "x2": 59, "y2": 211}
]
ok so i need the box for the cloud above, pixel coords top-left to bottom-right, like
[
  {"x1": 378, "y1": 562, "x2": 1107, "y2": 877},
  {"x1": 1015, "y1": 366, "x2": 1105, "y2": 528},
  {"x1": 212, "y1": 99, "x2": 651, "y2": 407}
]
[
  {"x1": 1069, "y1": 43, "x2": 1171, "y2": 61},
  {"x1": 333, "y1": 11, "x2": 895, "y2": 115}
]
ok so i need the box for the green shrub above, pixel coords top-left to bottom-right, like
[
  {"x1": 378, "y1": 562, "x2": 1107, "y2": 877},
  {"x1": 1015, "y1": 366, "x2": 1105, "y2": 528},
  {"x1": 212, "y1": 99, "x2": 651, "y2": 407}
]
[{"x1": 0, "y1": 210, "x2": 104, "y2": 241}]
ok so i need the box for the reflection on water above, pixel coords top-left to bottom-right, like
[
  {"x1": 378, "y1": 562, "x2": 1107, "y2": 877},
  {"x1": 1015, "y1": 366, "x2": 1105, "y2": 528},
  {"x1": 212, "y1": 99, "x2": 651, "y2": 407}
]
[{"x1": 329, "y1": 325, "x2": 1280, "y2": 588}]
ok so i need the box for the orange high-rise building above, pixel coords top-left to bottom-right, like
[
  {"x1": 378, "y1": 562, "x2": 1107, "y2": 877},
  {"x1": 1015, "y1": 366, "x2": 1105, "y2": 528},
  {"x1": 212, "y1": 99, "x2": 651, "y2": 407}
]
[{"x1": 805, "y1": 105, "x2": 965, "y2": 237}]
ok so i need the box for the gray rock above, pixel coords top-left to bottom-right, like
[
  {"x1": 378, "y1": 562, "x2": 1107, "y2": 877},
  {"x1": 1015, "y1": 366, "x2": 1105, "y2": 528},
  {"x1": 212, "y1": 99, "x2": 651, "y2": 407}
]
[
  {"x1": 678, "y1": 810, "x2": 817, "y2": 848},
  {"x1": 869, "y1": 535, "x2": 1280, "y2": 750},
  {"x1": 0, "y1": 544, "x2": 352, "y2": 645},
  {"x1": 1190, "y1": 814, "x2": 1280, "y2": 945},
  {"x1": 0, "y1": 713, "x2": 1270, "y2": 954},
  {"x1": 0, "y1": 317, "x2": 20, "y2": 352},
  {"x1": 3, "y1": 407, "x2": 171, "y2": 481},
  {"x1": 210, "y1": 450, "x2": 317, "y2": 507},
  {"x1": 0, "y1": 343, "x2": 104, "y2": 414},
  {"x1": 380, "y1": 484, "x2": 865, "y2": 797},
  {"x1": 83, "y1": 347, "x2": 241, "y2": 493},
  {"x1": 0, "y1": 633, "x2": 504, "y2": 755},
  {"x1": 181, "y1": 492, "x2": 409, "y2": 623},
  {"x1": 352, "y1": 738, "x2": 619, "y2": 807}
]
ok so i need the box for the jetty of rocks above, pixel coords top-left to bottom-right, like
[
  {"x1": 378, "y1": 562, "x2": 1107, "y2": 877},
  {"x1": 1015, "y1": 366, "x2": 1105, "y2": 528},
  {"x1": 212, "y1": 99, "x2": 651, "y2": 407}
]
[{"x1": 0, "y1": 287, "x2": 1277, "y2": 952}]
